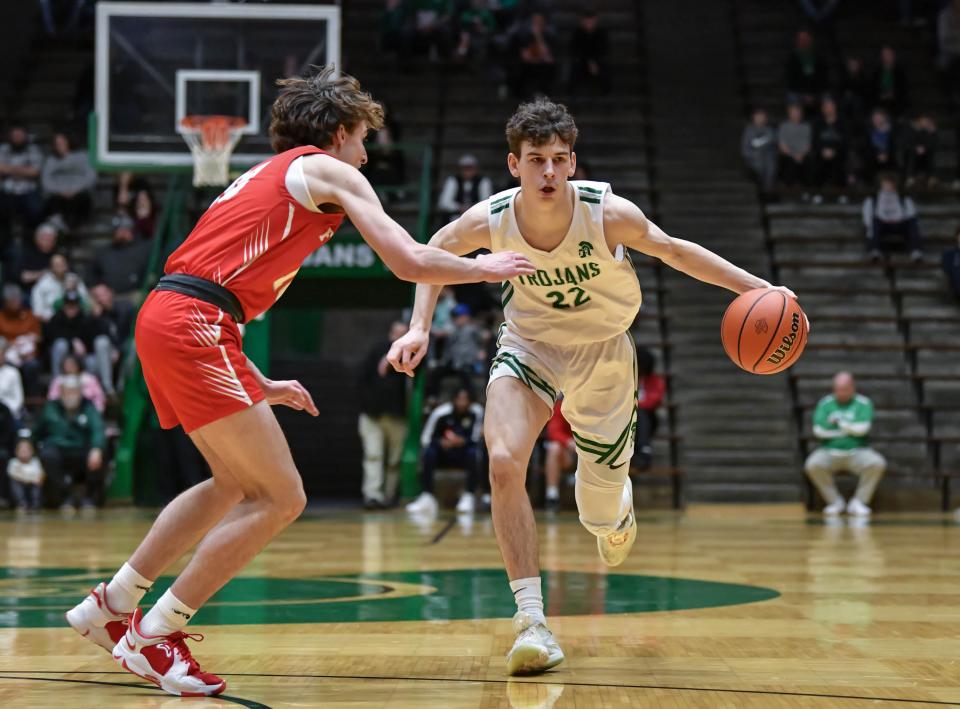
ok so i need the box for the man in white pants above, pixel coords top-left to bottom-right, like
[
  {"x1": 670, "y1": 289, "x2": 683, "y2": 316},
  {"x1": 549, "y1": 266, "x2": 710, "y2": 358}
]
[
  {"x1": 388, "y1": 98, "x2": 799, "y2": 676},
  {"x1": 805, "y1": 371, "x2": 886, "y2": 518}
]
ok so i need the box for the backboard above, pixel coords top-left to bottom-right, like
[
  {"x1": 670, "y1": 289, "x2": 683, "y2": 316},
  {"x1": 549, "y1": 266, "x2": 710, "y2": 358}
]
[{"x1": 94, "y1": 2, "x2": 341, "y2": 169}]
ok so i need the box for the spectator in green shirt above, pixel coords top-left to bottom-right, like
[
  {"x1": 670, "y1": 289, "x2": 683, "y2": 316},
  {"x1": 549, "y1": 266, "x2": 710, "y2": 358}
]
[
  {"x1": 34, "y1": 375, "x2": 105, "y2": 511},
  {"x1": 804, "y1": 371, "x2": 886, "y2": 518}
]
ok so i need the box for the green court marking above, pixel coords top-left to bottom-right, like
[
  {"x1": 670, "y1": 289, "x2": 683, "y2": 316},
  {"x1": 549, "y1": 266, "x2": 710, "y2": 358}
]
[{"x1": 0, "y1": 567, "x2": 779, "y2": 628}]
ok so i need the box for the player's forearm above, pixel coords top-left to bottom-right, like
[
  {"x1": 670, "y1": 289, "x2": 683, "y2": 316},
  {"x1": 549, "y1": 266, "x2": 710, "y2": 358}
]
[
  {"x1": 404, "y1": 243, "x2": 486, "y2": 285},
  {"x1": 663, "y1": 239, "x2": 770, "y2": 294}
]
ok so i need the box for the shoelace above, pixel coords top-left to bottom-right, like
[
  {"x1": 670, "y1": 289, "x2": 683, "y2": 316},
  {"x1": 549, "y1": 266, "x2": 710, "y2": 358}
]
[{"x1": 166, "y1": 632, "x2": 206, "y2": 675}]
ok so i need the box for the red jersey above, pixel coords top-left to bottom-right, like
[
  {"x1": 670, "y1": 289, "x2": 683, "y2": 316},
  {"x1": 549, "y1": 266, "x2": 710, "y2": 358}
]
[{"x1": 165, "y1": 146, "x2": 345, "y2": 321}]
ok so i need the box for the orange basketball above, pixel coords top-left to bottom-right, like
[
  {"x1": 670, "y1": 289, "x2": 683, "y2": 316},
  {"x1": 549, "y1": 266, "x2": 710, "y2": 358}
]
[{"x1": 720, "y1": 288, "x2": 808, "y2": 375}]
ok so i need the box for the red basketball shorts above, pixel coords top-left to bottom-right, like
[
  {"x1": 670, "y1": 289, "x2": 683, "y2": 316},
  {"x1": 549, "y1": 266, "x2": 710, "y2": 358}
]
[{"x1": 136, "y1": 290, "x2": 265, "y2": 433}]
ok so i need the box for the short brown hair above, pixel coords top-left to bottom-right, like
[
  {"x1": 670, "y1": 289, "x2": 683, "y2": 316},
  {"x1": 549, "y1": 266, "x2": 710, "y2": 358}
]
[
  {"x1": 505, "y1": 98, "x2": 578, "y2": 156},
  {"x1": 270, "y1": 65, "x2": 384, "y2": 153}
]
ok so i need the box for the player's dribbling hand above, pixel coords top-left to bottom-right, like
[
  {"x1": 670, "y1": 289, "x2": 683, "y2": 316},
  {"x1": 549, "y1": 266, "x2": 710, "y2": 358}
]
[
  {"x1": 387, "y1": 329, "x2": 429, "y2": 377},
  {"x1": 263, "y1": 379, "x2": 319, "y2": 416},
  {"x1": 767, "y1": 285, "x2": 811, "y2": 332},
  {"x1": 475, "y1": 251, "x2": 536, "y2": 283}
]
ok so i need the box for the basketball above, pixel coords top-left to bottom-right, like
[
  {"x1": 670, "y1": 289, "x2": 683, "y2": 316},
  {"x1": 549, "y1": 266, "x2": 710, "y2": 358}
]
[{"x1": 720, "y1": 288, "x2": 808, "y2": 375}]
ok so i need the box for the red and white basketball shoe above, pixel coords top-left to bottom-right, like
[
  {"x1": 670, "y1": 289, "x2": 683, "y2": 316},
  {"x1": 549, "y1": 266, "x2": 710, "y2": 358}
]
[
  {"x1": 65, "y1": 582, "x2": 130, "y2": 652},
  {"x1": 112, "y1": 608, "x2": 226, "y2": 697}
]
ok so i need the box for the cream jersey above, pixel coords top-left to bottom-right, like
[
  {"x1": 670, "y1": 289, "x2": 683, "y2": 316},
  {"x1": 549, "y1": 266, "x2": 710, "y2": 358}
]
[{"x1": 488, "y1": 181, "x2": 642, "y2": 346}]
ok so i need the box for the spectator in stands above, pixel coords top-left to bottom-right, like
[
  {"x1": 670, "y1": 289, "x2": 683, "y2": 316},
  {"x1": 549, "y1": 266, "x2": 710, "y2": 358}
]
[
  {"x1": 18, "y1": 222, "x2": 59, "y2": 294},
  {"x1": 543, "y1": 399, "x2": 574, "y2": 512},
  {"x1": 437, "y1": 154, "x2": 493, "y2": 223},
  {"x1": 88, "y1": 212, "x2": 151, "y2": 299},
  {"x1": 49, "y1": 353, "x2": 106, "y2": 414},
  {"x1": 838, "y1": 56, "x2": 872, "y2": 123},
  {"x1": 7, "y1": 437, "x2": 43, "y2": 512},
  {"x1": 0, "y1": 123, "x2": 45, "y2": 248},
  {"x1": 632, "y1": 346, "x2": 665, "y2": 472},
  {"x1": 871, "y1": 45, "x2": 909, "y2": 118},
  {"x1": 429, "y1": 286, "x2": 458, "y2": 364},
  {"x1": 406, "y1": 387, "x2": 483, "y2": 515},
  {"x1": 428, "y1": 303, "x2": 487, "y2": 395},
  {"x1": 31, "y1": 253, "x2": 89, "y2": 322},
  {"x1": 938, "y1": 0, "x2": 960, "y2": 99},
  {"x1": 863, "y1": 174, "x2": 923, "y2": 262},
  {"x1": 785, "y1": 30, "x2": 828, "y2": 111},
  {"x1": 365, "y1": 108, "x2": 406, "y2": 200},
  {"x1": 410, "y1": 0, "x2": 455, "y2": 63},
  {"x1": 942, "y1": 226, "x2": 960, "y2": 299},
  {"x1": 34, "y1": 374, "x2": 105, "y2": 511},
  {"x1": 132, "y1": 188, "x2": 157, "y2": 240},
  {"x1": 0, "y1": 284, "x2": 42, "y2": 395},
  {"x1": 0, "y1": 338, "x2": 23, "y2": 421},
  {"x1": 358, "y1": 321, "x2": 409, "y2": 510},
  {"x1": 45, "y1": 290, "x2": 116, "y2": 398},
  {"x1": 741, "y1": 107, "x2": 778, "y2": 197},
  {"x1": 901, "y1": 112, "x2": 938, "y2": 190},
  {"x1": 380, "y1": 0, "x2": 407, "y2": 59},
  {"x1": 812, "y1": 95, "x2": 850, "y2": 202},
  {"x1": 804, "y1": 371, "x2": 886, "y2": 518},
  {"x1": 454, "y1": 0, "x2": 495, "y2": 64},
  {"x1": 41, "y1": 132, "x2": 96, "y2": 230},
  {"x1": 778, "y1": 103, "x2": 813, "y2": 195},
  {"x1": 863, "y1": 108, "x2": 898, "y2": 183},
  {"x1": 114, "y1": 171, "x2": 151, "y2": 211},
  {"x1": 568, "y1": 8, "x2": 611, "y2": 95},
  {"x1": 508, "y1": 12, "x2": 558, "y2": 98},
  {"x1": 90, "y1": 282, "x2": 134, "y2": 358}
]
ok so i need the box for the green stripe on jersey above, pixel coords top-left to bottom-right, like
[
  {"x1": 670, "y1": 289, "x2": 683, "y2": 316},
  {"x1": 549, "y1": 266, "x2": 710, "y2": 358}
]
[
  {"x1": 578, "y1": 185, "x2": 604, "y2": 194},
  {"x1": 491, "y1": 203, "x2": 511, "y2": 214},
  {"x1": 578, "y1": 196, "x2": 601, "y2": 204}
]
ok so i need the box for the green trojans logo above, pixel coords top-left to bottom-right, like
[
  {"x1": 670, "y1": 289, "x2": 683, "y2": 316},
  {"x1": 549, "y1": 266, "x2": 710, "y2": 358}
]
[
  {"x1": 578, "y1": 241, "x2": 594, "y2": 258},
  {"x1": 0, "y1": 568, "x2": 778, "y2": 628}
]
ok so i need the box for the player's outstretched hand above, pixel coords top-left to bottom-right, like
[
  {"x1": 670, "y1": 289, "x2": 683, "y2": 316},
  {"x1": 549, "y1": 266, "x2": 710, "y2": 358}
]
[
  {"x1": 768, "y1": 284, "x2": 810, "y2": 332},
  {"x1": 388, "y1": 328, "x2": 429, "y2": 377},
  {"x1": 475, "y1": 251, "x2": 535, "y2": 283},
  {"x1": 263, "y1": 379, "x2": 319, "y2": 416}
]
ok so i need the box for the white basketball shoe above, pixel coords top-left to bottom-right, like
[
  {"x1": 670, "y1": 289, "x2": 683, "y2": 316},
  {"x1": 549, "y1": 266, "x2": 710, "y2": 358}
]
[{"x1": 506, "y1": 611, "x2": 565, "y2": 676}]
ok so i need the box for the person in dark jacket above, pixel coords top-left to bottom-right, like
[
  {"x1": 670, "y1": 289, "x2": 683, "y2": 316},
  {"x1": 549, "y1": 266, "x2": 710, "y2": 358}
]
[
  {"x1": 34, "y1": 374, "x2": 105, "y2": 510},
  {"x1": 45, "y1": 289, "x2": 116, "y2": 396},
  {"x1": 358, "y1": 321, "x2": 410, "y2": 509},
  {"x1": 812, "y1": 95, "x2": 850, "y2": 200},
  {"x1": 87, "y1": 212, "x2": 151, "y2": 298}
]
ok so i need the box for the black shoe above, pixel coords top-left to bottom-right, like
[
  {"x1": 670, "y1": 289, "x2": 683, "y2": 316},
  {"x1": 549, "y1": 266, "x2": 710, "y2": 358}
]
[
  {"x1": 545, "y1": 496, "x2": 560, "y2": 513},
  {"x1": 363, "y1": 498, "x2": 386, "y2": 511}
]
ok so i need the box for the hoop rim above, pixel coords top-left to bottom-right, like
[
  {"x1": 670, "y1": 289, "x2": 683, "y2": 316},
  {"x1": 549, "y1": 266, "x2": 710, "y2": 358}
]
[{"x1": 178, "y1": 114, "x2": 248, "y2": 135}]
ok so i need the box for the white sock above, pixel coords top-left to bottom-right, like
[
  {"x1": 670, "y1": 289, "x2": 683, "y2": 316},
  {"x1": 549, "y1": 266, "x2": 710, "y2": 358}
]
[
  {"x1": 509, "y1": 576, "x2": 545, "y2": 626},
  {"x1": 105, "y1": 563, "x2": 154, "y2": 614},
  {"x1": 139, "y1": 589, "x2": 197, "y2": 637},
  {"x1": 546, "y1": 485, "x2": 559, "y2": 500}
]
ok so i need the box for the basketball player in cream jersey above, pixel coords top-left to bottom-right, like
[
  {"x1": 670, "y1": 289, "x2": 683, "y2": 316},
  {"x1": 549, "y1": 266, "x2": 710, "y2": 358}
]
[{"x1": 388, "y1": 99, "x2": 799, "y2": 676}]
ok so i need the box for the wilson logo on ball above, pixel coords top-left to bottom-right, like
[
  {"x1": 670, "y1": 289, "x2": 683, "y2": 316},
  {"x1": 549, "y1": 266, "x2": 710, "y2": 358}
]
[{"x1": 766, "y1": 312, "x2": 801, "y2": 365}]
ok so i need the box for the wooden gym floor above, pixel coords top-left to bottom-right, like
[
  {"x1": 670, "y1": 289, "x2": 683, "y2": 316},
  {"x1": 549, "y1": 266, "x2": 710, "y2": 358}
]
[{"x1": 1, "y1": 504, "x2": 959, "y2": 708}]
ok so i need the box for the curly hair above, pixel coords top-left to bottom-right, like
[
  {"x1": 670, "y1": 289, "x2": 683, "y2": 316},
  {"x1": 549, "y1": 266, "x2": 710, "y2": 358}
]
[
  {"x1": 270, "y1": 65, "x2": 385, "y2": 153},
  {"x1": 505, "y1": 98, "x2": 578, "y2": 156}
]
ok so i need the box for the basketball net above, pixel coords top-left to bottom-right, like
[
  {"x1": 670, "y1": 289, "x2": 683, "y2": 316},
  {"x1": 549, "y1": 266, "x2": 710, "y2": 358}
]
[{"x1": 179, "y1": 115, "x2": 247, "y2": 187}]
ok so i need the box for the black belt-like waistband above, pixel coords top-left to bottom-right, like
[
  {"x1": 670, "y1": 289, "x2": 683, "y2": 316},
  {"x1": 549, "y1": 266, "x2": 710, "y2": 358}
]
[{"x1": 155, "y1": 274, "x2": 246, "y2": 324}]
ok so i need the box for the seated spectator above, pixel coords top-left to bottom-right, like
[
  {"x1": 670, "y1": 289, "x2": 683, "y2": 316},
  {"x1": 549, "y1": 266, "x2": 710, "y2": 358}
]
[
  {"x1": 34, "y1": 374, "x2": 105, "y2": 511},
  {"x1": 778, "y1": 103, "x2": 813, "y2": 194},
  {"x1": 365, "y1": 107, "x2": 407, "y2": 199},
  {"x1": 568, "y1": 8, "x2": 611, "y2": 95},
  {"x1": 0, "y1": 284, "x2": 42, "y2": 394},
  {"x1": 901, "y1": 112, "x2": 937, "y2": 189},
  {"x1": 90, "y1": 282, "x2": 135, "y2": 356},
  {"x1": 0, "y1": 338, "x2": 24, "y2": 420},
  {"x1": 427, "y1": 304, "x2": 488, "y2": 395},
  {"x1": 785, "y1": 30, "x2": 828, "y2": 110},
  {"x1": 543, "y1": 398, "x2": 574, "y2": 512},
  {"x1": 88, "y1": 212, "x2": 152, "y2": 299},
  {"x1": 508, "y1": 12, "x2": 558, "y2": 99},
  {"x1": 863, "y1": 108, "x2": 897, "y2": 182},
  {"x1": 942, "y1": 226, "x2": 960, "y2": 299},
  {"x1": 18, "y1": 222, "x2": 59, "y2": 294},
  {"x1": 812, "y1": 96, "x2": 850, "y2": 201},
  {"x1": 454, "y1": 0, "x2": 496, "y2": 64},
  {"x1": 48, "y1": 353, "x2": 106, "y2": 414},
  {"x1": 131, "y1": 187, "x2": 157, "y2": 240},
  {"x1": 871, "y1": 45, "x2": 909, "y2": 118},
  {"x1": 740, "y1": 107, "x2": 778, "y2": 197},
  {"x1": 357, "y1": 321, "x2": 409, "y2": 509},
  {"x1": 41, "y1": 131, "x2": 96, "y2": 229},
  {"x1": 45, "y1": 290, "x2": 116, "y2": 397},
  {"x1": 839, "y1": 56, "x2": 871, "y2": 123},
  {"x1": 939, "y1": 0, "x2": 960, "y2": 99},
  {"x1": 113, "y1": 171, "x2": 151, "y2": 210},
  {"x1": 405, "y1": 387, "x2": 483, "y2": 515},
  {"x1": 410, "y1": 0, "x2": 455, "y2": 62},
  {"x1": 0, "y1": 123, "x2": 45, "y2": 250},
  {"x1": 7, "y1": 437, "x2": 43, "y2": 511},
  {"x1": 863, "y1": 174, "x2": 923, "y2": 262},
  {"x1": 632, "y1": 346, "x2": 665, "y2": 472},
  {"x1": 31, "y1": 253, "x2": 89, "y2": 322},
  {"x1": 437, "y1": 154, "x2": 493, "y2": 223},
  {"x1": 804, "y1": 371, "x2": 886, "y2": 518}
]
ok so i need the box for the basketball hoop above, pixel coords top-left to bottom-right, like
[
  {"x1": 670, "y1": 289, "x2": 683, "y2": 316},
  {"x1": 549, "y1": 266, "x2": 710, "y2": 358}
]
[{"x1": 179, "y1": 115, "x2": 247, "y2": 187}]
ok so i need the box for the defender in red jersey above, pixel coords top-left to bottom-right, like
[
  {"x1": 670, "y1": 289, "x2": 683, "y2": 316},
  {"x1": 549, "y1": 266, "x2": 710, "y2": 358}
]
[{"x1": 66, "y1": 67, "x2": 534, "y2": 697}]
